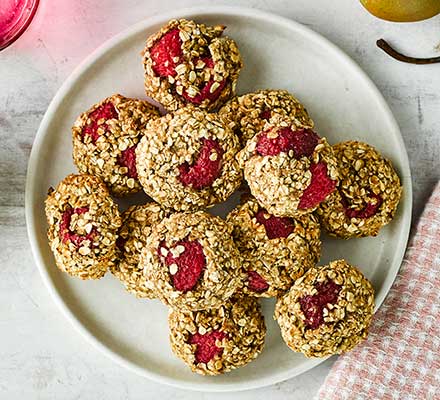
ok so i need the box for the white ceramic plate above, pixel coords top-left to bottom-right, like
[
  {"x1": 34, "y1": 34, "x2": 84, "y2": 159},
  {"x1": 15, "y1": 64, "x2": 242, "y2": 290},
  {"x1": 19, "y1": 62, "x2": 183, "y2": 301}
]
[{"x1": 26, "y1": 6, "x2": 412, "y2": 392}]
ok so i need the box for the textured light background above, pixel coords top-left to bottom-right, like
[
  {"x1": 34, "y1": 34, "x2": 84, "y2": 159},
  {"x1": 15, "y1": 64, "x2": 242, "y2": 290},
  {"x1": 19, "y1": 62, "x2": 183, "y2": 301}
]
[{"x1": 1, "y1": 0, "x2": 439, "y2": 398}]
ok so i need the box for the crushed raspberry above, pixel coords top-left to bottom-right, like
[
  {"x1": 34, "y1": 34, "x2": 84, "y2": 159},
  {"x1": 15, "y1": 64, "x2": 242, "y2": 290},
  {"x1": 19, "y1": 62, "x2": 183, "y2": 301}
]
[
  {"x1": 150, "y1": 28, "x2": 182, "y2": 77},
  {"x1": 117, "y1": 145, "x2": 138, "y2": 179},
  {"x1": 316, "y1": 280, "x2": 341, "y2": 304},
  {"x1": 182, "y1": 78, "x2": 227, "y2": 105},
  {"x1": 194, "y1": 56, "x2": 214, "y2": 68},
  {"x1": 159, "y1": 240, "x2": 206, "y2": 292},
  {"x1": 189, "y1": 330, "x2": 227, "y2": 364},
  {"x1": 178, "y1": 139, "x2": 224, "y2": 189},
  {"x1": 256, "y1": 127, "x2": 319, "y2": 158},
  {"x1": 255, "y1": 209, "x2": 294, "y2": 239},
  {"x1": 259, "y1": 110, "x2": 271, "y2": 120},
  {"x1": 82, "y1": 102, "x2": 118, "y2": 144},
  {"x1": 182, "y1": 57, "x2": 226, "y2": 105},
  {"x1": 248, "y1": 270, "x2": 269, "y2": 293},
  {"x1": 342, "y1": 192, "x2": 383, "y2": 219},
  {"x1": 60, "y1": 207, "x2": 95, "y2": 247},
  {"x1": 299, "y1": 296, "x2": 322, "y2": 329},
  {"x1": 299, "y1": 280, "x2": 341, "y2": 329},
  {"x1": 298, "y1": 162, "x2": 337, "y2": 209}
]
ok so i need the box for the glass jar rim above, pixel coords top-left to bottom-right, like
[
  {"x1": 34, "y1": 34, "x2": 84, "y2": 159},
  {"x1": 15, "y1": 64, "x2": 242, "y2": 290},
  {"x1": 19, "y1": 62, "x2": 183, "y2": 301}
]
[{"x1": 0, "y1": 0, "x2": 40, "y2": 51}]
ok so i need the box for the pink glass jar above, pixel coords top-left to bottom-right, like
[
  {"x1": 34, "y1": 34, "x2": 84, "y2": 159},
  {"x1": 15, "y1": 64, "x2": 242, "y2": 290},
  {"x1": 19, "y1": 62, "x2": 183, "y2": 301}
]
[{"x1": 0, "y1": 0, "x2": 39, "y2": 50}]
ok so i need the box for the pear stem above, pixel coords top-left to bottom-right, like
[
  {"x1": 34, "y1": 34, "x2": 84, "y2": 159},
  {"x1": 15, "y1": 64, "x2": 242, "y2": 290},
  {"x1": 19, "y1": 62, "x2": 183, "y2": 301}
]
[{"x1": 377, "y1": 39, "x2": 440, "y2": 64}]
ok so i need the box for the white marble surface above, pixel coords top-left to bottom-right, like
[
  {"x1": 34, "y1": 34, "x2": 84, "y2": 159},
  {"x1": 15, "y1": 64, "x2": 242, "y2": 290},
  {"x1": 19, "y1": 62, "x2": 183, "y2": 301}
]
[{"x1": 1, "y1": 0, "x2": 439, "y2": 398}]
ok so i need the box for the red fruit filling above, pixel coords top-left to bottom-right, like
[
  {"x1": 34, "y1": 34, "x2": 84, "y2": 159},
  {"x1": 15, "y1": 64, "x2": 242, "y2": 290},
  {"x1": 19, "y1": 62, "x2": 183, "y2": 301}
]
[
  {"x1": 151, "y1": 29, "x2": 226, "y2": 104},
  {"x1": 299, "y1": 280, "x2": 341, "y2": 329},
  {"x1": 259, "y1": 109, "x2": 271, "y2": 120},
  {"x1": 189, "y1": 330, "x2": 227, "y2": 364},
  {"x1": 182, "y1": 78, "x2": 227, "y2": 105},
  {"x1": 60, "y1": 207, "x2": 95, "y2": 247},
  {"x1": 298, "y1": 162, "x2": 337, "y2": 209},
  {"x1": 195, "y1": 56, "x2": 215, "y2": 69},
  {"x1": 182, "y1": 57, "x2": 226, "y2": 105},
  {"x1": 159, "y1": 240, "x2": 206, "y2": 292},
  {"x1": 82, "y1": 102, "x2": 118, "y2": 144},
  {"x1": 248, "y1": 270, "x2": 269, "y2": 293},
  {"x1": 150, "y1": 28, "x2": 182, "y2": 77},
  {"x1": 178, "y1": 139, "x2": 224, "y2": 189},
  {"x1": 256, "y1": 127, "x2": 319, "y2": 158},
  {"x1": 117, "y1": 145, "x2": 138, "y2": 179},
  {"x1": 255, "y1": 209, "x2": 294, "y2": 239},
  {"x1": 341, "y1": 192, "x2": 383, "y2": 219}
]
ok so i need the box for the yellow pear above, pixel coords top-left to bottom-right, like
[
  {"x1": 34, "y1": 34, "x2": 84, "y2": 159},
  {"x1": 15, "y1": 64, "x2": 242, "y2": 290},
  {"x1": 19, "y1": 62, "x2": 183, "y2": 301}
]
[{"x1": 360, "y1": 0, "x2": 440, "y2": 22}]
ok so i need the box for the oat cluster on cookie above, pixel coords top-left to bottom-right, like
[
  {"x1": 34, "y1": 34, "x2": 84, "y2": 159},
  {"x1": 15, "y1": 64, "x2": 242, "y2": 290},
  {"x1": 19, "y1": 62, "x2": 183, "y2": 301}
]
[
  {"x1": 317, "y1": 141, "x2": 402, "y2": 238},
  {"x1": 44, "y1": 17, "x2": 404, "y2": 376},
  {"x1": 238, "y1": 124, "x2": 339, "y2": 216},
  {"x1": 136, "y1": 106, "x2": 242, "y2": 211},
  {"x1": 141, "y1": 211, "x2": 242, "y2": 312},
  {"x1": 72, "y1": 94, "x2": 161, "y2": 196},
  {"x1": 142, "y1": 19, "x2": 242, "y2": 111},
  {"x1": 275, "y1": 259, "x2": 375, "y2": 357},
  {"x1": 227, "y1": 196, "x2": 321, "y2": 297},
  {"x1": 169, "y1": 296, "x2": 266, "y2": 375},
  {"x1": 219, "y1": 89, "x2": 314, "y2": 144},
  {"x1": 45, "y1": 174, "x2": 121, "y2": 279}
]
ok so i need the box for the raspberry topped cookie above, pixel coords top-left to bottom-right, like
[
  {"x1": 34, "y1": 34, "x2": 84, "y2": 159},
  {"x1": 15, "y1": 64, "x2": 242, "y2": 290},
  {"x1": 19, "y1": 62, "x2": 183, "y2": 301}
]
[
  {"x1": 275, "y1": 259, "x2": 375, "y2": 357},
  {"x1": 143, "y1": 19, "x2": 243, "y2": 111},
  {"x1": 169, "y1": 296, "x2": 266, "y2": 375},
  {"x1": 45, "y1": 174, "x2": 121, "y2": 279},
  {"x1": 136, "y1": 107, "x2": 242, "y2": 211},
  {"x1": 317, "y1": 141, "x2": 402, "y2": 238},
  {"x1": 219, "y1": 89, "x2": 313, "y2": 144},
  {"x1": 140, "y1": 211, "x2": 242, "y2": 311},
  {"x1": 227, "y1": 196, "x2": 321, "y2": 297},
  {"x1": 72, "y1": 94, "x2": 160, "y2": 196},
  {"x1": 238, "y1": 124, "x2": 339, "y2": 216}
]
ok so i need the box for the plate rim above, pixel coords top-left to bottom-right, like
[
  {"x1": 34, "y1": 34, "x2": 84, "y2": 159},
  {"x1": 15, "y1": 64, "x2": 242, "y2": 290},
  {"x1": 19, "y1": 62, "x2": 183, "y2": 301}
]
[{"x1": 25, "y1": 5, "x2": 413, "y2": 392}]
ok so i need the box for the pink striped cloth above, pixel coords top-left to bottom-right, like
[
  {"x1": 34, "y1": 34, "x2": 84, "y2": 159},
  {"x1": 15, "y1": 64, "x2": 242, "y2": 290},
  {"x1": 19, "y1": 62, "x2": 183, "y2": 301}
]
[{"x1": 317, "y1": 182, "x2": 440, "y2": 400}]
